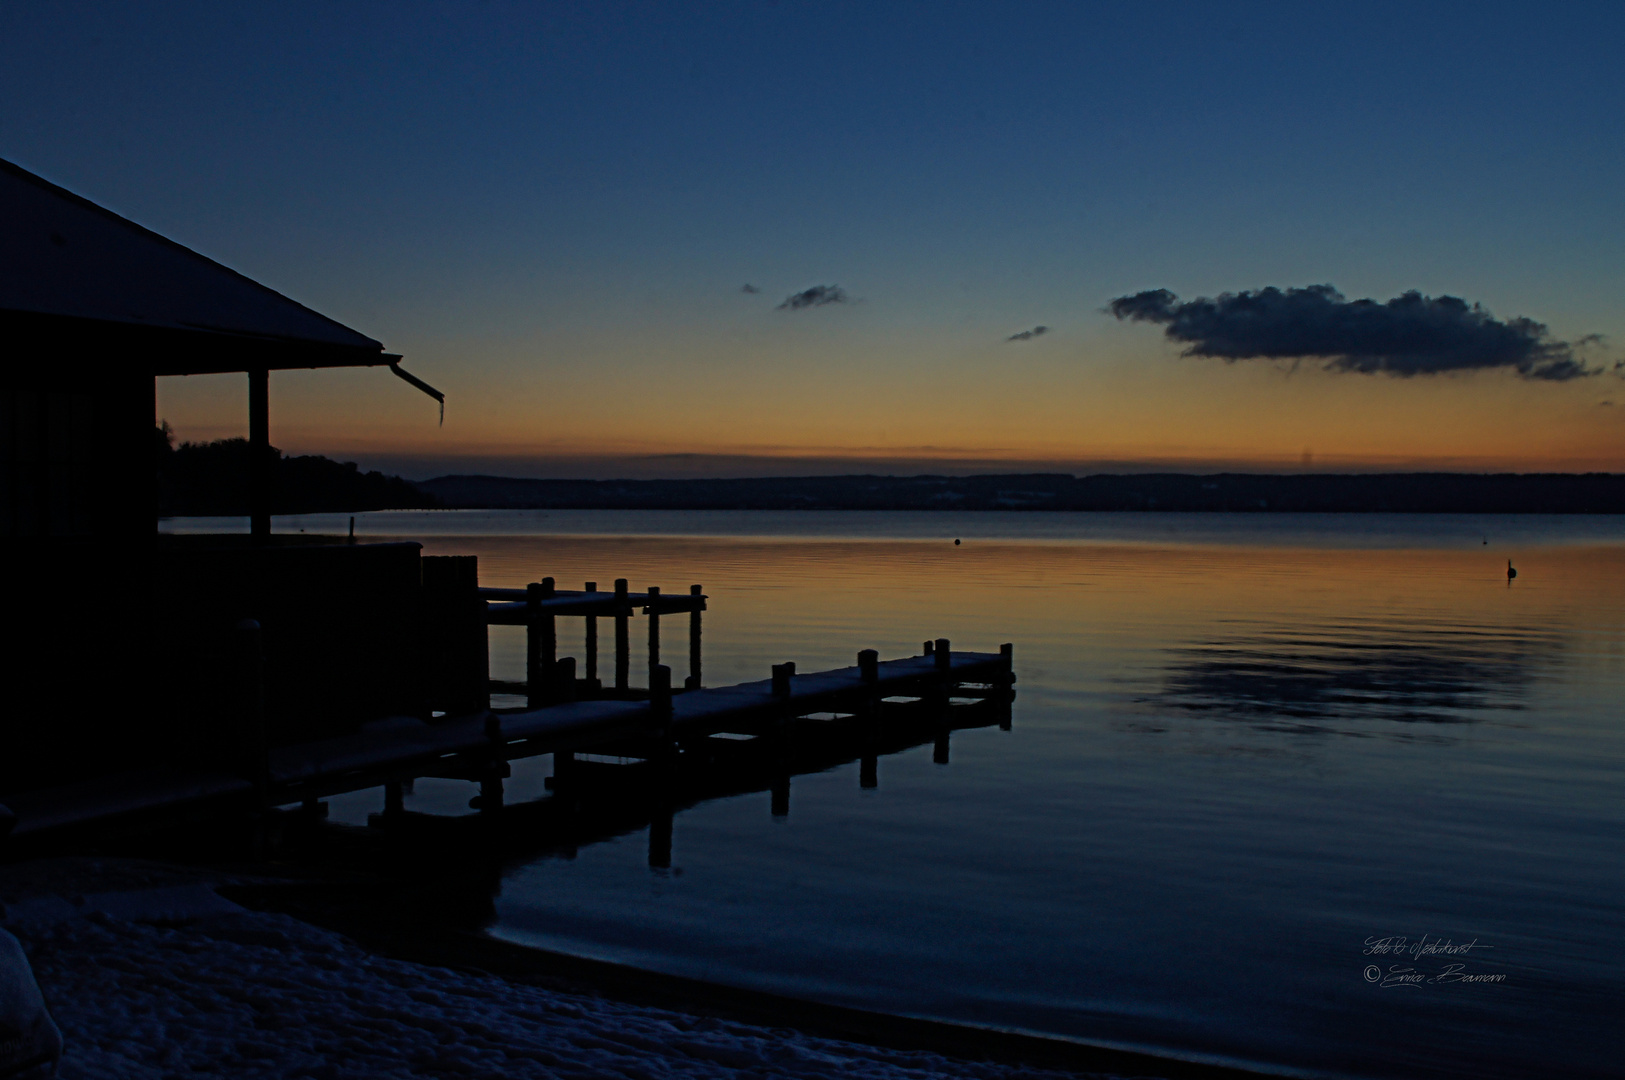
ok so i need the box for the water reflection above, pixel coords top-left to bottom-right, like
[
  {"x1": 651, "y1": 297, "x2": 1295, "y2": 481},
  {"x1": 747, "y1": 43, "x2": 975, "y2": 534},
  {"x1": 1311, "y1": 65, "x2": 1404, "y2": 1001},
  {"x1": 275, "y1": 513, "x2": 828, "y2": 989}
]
[{"x1": 1157, "y1": 620, "x2": 1561, "y2": 734}]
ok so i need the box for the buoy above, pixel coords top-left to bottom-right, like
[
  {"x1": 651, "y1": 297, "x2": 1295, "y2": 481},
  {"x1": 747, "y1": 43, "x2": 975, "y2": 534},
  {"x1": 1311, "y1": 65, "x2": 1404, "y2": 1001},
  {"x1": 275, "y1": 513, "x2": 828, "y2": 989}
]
[
  {"x1": 954, "y1": 538, "x2": 961, "y2": 546},
  {"x1": 1507, "y1": 559, "x2": 1517, "y2": 580}
]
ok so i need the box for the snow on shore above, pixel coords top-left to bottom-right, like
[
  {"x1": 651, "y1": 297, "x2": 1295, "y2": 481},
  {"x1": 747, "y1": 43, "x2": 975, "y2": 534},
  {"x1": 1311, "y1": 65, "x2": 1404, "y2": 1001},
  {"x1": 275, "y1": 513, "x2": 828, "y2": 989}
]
[{"x1": 4, "y1": 874, "x2": 1124, "y2": 1080}]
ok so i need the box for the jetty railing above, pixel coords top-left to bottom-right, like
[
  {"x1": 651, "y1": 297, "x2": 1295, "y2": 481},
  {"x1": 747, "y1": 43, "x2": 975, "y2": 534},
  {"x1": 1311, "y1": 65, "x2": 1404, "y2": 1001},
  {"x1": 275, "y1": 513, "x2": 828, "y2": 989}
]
[{"x1": 479, "y1": 576, "x2": 707, "y2": 705}]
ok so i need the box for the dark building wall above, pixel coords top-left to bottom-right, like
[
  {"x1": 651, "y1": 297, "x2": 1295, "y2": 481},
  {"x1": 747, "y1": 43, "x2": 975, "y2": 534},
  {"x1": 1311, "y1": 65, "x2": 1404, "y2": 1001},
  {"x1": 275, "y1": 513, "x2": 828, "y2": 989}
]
[{"x1": 0, "y1": 340, "x2": 157, "y2": 794}]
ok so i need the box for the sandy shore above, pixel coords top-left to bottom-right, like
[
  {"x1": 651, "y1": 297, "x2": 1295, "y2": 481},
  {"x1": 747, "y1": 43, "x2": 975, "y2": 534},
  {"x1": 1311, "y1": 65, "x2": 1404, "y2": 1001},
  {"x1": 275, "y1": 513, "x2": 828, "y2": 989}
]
[{"x1": 0, "y1": 858, "x2": 1256, "y2": 1080}]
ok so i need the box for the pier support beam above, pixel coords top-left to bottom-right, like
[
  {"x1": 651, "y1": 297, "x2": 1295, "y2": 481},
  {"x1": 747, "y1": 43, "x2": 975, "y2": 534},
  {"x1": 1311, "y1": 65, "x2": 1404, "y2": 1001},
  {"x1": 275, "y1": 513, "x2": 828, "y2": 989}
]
[
  {"x1": 614, "y1": 579, "x2": 630, "y2": 692},
  {"x1": 526, "y1": 578, "x2": 556, "y2": 707},
  {"x1": 686, "y1": 584, "x2": 703, "y2": 689},
  {"x1": 584, "y1": 582, "x2": 599, "y2": 689},
  {"x1": 647, "y1": 586, "x2": 661, "y2": 685},
  {"x1": 649, "y1": 807, "x2": 673, "y2": 869},
  {"x1": 248, "y1": 368, "x2": 270, "y2": 544}
]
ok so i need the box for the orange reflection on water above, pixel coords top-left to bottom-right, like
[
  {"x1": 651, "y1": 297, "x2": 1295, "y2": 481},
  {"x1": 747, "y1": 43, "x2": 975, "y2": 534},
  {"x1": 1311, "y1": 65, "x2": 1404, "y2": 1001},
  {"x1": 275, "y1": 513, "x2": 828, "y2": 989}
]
[{"x1": 414, "y1": 535, "x2": 1625, "y2": 716}]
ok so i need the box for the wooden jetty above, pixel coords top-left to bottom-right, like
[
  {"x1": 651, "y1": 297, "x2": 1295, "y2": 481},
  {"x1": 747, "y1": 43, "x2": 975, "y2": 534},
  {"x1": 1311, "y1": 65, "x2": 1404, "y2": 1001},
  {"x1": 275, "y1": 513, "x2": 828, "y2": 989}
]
[
  {"x1": 0, "y1": 157, "x2": 1018, "y2": 855},
  {"x1": 2, "y1": 605, "x2": 1014, "y2": 845}
]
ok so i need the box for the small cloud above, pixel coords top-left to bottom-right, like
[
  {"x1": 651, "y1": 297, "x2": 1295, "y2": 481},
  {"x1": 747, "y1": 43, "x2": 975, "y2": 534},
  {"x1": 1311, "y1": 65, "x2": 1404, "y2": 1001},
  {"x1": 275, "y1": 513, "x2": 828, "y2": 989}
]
[
  {"x1": 741, "y1": 284, "x2": 760, "y2": 294},
  {"x1": 1108, "y1": 284, "x2": 1601, "y2": 381},
  {"x1": 1006, "y1": 325, "x2": 1049, "y2": 342},
  {"x1": 778, "y1": 284, "x2": 847, "y2": 310}
]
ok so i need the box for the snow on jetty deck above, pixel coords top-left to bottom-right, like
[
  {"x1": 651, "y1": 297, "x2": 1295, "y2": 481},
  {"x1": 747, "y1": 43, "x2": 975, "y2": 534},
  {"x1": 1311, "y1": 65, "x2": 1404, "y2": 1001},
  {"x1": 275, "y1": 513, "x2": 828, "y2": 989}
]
[{"x1": 4, "y1": 556, "x2": 1014, "y2": 845}]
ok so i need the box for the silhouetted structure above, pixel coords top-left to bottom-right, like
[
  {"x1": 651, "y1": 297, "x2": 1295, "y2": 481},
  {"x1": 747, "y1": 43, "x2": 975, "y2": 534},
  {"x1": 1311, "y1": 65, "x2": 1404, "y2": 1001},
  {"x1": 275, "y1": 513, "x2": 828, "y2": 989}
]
[
  {"x1": 1, "y1": 159, "x2": 1013, "y2": 851},
  {"x1": 0, "y1": 157, "x2": 441, "y2": 797}
]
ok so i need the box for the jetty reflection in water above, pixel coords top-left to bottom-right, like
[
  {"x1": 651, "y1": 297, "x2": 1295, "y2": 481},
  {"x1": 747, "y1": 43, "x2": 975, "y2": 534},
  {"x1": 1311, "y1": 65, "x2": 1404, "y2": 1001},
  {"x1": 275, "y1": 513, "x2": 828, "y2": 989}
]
[
  {"x1": 1156, "y1": 619, "x2": 1561, "y2": 735},
  {"x1": 279, "y1": 511, "x2": 1625, "y2": 1080}
]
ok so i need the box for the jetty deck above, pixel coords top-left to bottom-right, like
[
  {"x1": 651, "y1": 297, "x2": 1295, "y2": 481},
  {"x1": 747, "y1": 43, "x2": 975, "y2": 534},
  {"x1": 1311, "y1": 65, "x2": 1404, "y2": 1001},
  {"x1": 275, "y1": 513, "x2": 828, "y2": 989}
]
[{"x1": 4, "y1": 641, "x2": 1013, "y2": 844}]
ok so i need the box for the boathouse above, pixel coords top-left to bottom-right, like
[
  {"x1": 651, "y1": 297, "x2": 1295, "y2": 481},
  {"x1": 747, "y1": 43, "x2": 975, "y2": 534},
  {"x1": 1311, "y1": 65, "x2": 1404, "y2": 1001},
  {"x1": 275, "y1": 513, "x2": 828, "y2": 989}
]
[
  {"x1": 1, "y1": 158, "x2": 1011, "y2": 849},
  {"x1": 0, "y1": 157, "x2": 445, "y2": 798}
]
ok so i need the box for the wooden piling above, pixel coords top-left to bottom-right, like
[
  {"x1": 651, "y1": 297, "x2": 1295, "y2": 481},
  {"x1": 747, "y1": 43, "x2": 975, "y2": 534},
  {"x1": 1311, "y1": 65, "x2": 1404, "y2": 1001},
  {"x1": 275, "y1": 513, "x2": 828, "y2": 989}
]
[
  {"x1": 614, "y1": 579, "x2": 630, "y2": 691},
  {"x1": 771, "y1": 661, "x2": 795, "y2": 700},
  {"x1": 649, "y1": 808, "x2": 673, "y2": 869},
  {"x1": 686, "y1": 583, "x2": 703, "y2": 690},
  {"x1": 583, "y1": 582, "x2": 598, "y2": 688},
  {"x1": 857, "y1": 648, "x2": 880, "y2": 726},
  {"x1": 647, "y1": 585, "x2": 661, "y2": 684},
  {"x1": 771, "y1": 776, "x2": 790, "y2": 817},
  {"x1": 934, "y1": 731, "x2": 951, "y2": 765},
  {"x1": 248, "y1": 368, "x2": 270, "y2": 544},
  {"x1": 555, "y1": 656, "x2": 576, "y2": 701},
  {"x1": 650, "y1": 663, "x2": 673, "y2": 730},
  {"x1": 525, "y1": 578, "x2": 558, "y2": 707},
  {"x1": 384, "y1": 781, "x2": 404, "y2": 815},
  {"x1": 999, "y1": 642, "x2": 1015, "y2": 731},
  {"x1": 475, "y1": 713, "x2": 505, "y2": 814},
  {"x1": 860, "y1": 754, "x2": 878, "y2": 789},
  {"x1": 525, "y1": 582, "x2": 544, "y2": 708}
]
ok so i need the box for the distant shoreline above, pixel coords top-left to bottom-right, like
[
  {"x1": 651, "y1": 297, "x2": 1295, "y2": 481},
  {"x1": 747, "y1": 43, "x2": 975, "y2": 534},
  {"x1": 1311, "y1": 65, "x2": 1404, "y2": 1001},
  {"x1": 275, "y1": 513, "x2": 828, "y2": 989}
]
[{"x1": 414, "y1": 472, "x2": 1625, "y2": 515}]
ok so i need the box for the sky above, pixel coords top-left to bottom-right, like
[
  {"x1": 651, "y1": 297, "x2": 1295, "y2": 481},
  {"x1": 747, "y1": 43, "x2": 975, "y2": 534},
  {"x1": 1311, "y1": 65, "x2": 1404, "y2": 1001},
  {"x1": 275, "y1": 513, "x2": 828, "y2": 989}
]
[{"x1": 4, "y1": 1, "x2": 1624, "y2": 478}]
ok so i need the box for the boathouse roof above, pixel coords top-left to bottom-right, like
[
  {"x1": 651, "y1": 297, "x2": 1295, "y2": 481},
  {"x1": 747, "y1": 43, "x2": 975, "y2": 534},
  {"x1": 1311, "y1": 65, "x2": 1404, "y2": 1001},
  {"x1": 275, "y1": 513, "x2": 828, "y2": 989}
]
[{"x1": 0, "y1": 157, "x2": 391, "y2": 374}]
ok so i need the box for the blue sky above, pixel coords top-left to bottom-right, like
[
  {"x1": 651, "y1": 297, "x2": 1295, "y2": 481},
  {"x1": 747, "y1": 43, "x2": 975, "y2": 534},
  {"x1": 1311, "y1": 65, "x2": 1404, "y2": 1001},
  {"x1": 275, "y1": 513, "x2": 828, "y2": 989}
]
[{"x1": 5, "y1": 1, "x2": 1623, "y2": 476}]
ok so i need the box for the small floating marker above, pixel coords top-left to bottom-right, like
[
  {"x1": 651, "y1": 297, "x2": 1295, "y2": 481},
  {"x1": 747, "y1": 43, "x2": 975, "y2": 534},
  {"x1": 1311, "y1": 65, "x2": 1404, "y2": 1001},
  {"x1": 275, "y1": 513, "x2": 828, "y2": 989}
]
[{"x1": 954, "y1": 538, "x2": 961, "y2": 546}]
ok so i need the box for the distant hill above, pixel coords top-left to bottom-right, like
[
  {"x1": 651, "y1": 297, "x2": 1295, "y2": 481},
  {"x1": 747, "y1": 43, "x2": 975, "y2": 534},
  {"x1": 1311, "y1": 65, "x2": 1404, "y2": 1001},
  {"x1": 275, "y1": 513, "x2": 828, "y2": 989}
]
[
  {"x1": 158, "y1": 429, "x2": 440, "y2": 516},
  {"x1": 416, "y1": 472, "x2": 1625, "y2": 514}
]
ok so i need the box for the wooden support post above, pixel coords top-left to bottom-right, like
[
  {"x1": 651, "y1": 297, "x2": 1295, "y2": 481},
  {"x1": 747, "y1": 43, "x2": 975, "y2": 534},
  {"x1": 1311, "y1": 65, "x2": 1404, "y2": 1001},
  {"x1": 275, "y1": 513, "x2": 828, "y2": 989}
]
[
  {"x1": 248, "y1": 368, "x2": 270, "y2": 544},
  {"x1": 474, "y1": 713, "x2": 505, "y2": 814},
  {"x1": 584, "y1": 582, "x2": 598, "y2": 688},
  {"x1": 555, "y1": 655, "x2": 576, "y2": 701},
  {"x1": 771, "y1": 661, "x2": 795, "y2": 700},
  {"x1": 771, "y1": 776, "x2": 790, "y2": 818},
  {"x1": 932, "y1": 637, "x2": 951, "y2": 717},
  {"x1": 526, "y1": 578, "x2": 557, "y2": 706},
  {"x1": 525, "y1": 582, "x2": 543, "y2": 708},
  {"x1": 860, "y1": 754, "x2": 878, "y2": 789},
  {"x1": 923, "y1": 640, "x2": 934, "y2": 656},
  {"x1": 614, "y1": 579, "x2": 630, "y2": 692},
  {"x1": 649, "y1": 808, "x2": 673, "y2": 869},
  {"x1": 550, "y1": 750, "x2": 574, "y2": 793},
  {"x1": 647, "y1": 585, "x2": 661, "y2": 684},
  {"x1": 650, "y1": 663, "x2": 672, "y2": 728},
  {"x1": 999, "y1": 642, "x2": 1015, "y2": 731},
  {"x1": 384, "y1": 781, "x2": 404, "y2": 815},
  {"x1": 686, "y1": 584, "x2": 702, "y2": 690},
  {"x1": 934, "y1": 731, "x2": 951, "y2": 765},
  {"x1": 857, "y1": 648, "x2": 880, "y2": 726}
]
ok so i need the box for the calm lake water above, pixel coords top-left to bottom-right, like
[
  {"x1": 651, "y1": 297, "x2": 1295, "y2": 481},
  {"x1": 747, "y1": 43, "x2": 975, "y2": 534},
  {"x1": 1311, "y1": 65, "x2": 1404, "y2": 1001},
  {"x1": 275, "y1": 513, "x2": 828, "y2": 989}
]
[{"x1": 168, "y1": 511, "x2": 1625, "y2": 1079}]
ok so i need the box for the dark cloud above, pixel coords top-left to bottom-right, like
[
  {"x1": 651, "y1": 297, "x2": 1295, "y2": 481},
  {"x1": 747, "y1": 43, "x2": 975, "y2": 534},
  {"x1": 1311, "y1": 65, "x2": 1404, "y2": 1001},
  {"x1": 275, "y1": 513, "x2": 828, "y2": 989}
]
[
  {"x1": 1108, "y1": 284, "x2": 1596, "y2": 381},
  {"x1": 778, "y1": 284, "x2": 847, "y2": 310},
  {"x1": 1006, "y1": 325, "x2": 1049, "y2": 342},
  {"x1": 741, "y1": 283, "x2": 760, "y2": 294}
]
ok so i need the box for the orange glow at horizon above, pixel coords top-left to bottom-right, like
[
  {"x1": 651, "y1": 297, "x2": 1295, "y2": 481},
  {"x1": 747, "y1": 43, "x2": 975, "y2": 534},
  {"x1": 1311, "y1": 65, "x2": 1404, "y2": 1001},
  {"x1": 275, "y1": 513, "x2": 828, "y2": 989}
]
[{"x1": 154, "y1": 330, "x2": 1625, "y2": 476}]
